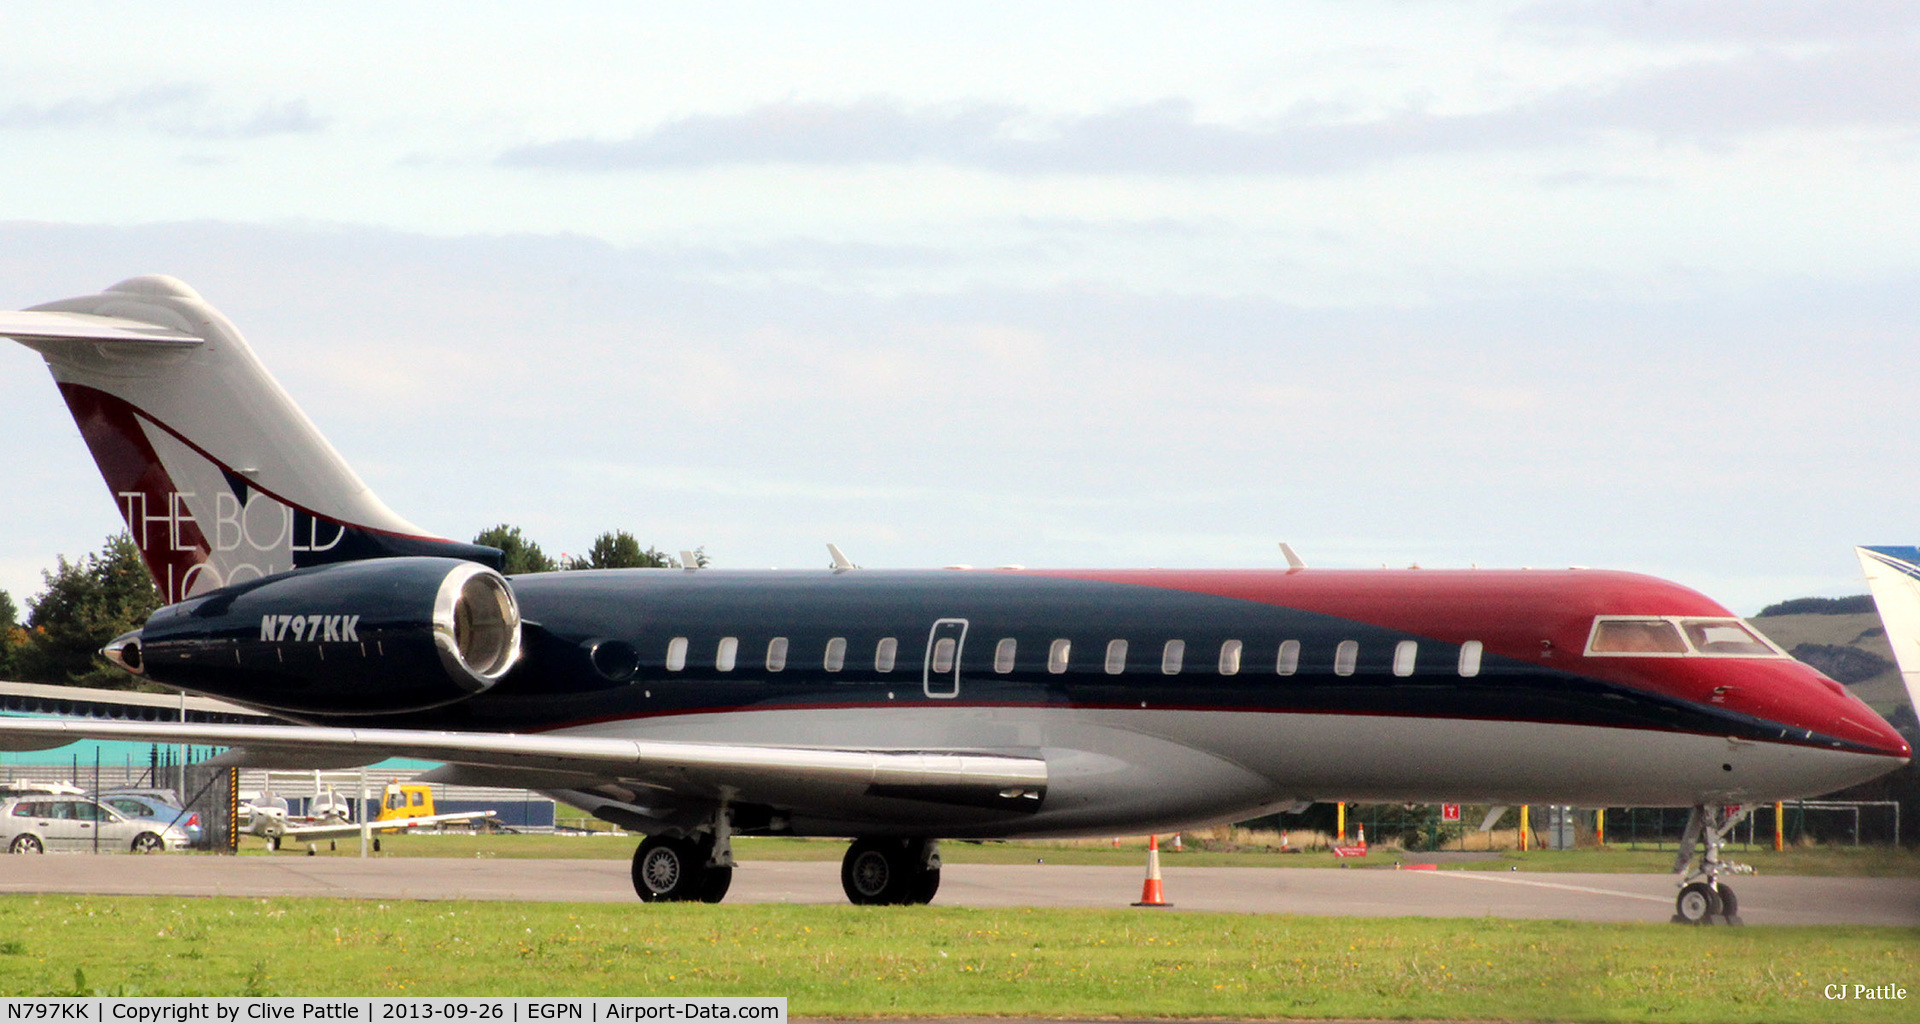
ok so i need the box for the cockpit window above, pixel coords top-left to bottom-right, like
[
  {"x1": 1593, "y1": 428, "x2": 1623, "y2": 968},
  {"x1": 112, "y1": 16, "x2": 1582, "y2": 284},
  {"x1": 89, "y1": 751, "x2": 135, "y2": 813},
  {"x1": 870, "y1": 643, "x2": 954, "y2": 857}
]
[
  {"x1": 1679, "y1": 618, "x2": 1780, "y2": 656},
  {"x1": 1586, "y1": 616, "x2": 1787, "y2": 658},
  {"x1": 1589, "y1": 619, "x2": 1688, "y2": 654}
]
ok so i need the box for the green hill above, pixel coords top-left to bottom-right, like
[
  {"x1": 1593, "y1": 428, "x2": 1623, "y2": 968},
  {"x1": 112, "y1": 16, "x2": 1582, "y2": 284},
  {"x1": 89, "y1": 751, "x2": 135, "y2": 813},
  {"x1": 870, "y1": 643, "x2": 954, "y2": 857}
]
[{"x1": 1750, "y1": 603, "x2": 1907, "y2": 715}]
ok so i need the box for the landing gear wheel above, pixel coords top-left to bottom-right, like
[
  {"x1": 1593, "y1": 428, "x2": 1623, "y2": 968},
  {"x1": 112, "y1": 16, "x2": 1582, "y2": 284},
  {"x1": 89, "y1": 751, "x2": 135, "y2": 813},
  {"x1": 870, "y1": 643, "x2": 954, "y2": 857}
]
[
  {"x1": 843, "y1": 840, "x2": 901, "y2": 905},
  {"x1": 1673, "y1": 882, "x2": 1723, "y2": 925},
  {"x1": 911, "y1": 867, "x2": 941, "y2": 904},
  {"x1": 1714, "y1": 883, "x2": 1741, "y2": 926},
  {"x1": 9, "y1": 834, "x2": 43, "y2": 854},
  {"x1": 633, "y1": 835, "x2": 705, "y2": 902},
  {"x1": 698, "y1": 865, "x2": 733, "y2": 904},
  {"x1": 841, "y1": 838, "x2": 939, "y2": 905}
]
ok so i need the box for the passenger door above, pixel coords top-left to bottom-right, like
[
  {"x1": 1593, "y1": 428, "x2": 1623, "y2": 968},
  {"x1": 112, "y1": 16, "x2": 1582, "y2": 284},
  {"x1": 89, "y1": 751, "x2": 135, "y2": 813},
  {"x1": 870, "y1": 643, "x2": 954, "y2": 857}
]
[
  {"x1": 45, "y1": 801, "x2": 91, "y2": 852},
  {"x1": 923, "y1": 618, "x2": 968, "y2": 699}
]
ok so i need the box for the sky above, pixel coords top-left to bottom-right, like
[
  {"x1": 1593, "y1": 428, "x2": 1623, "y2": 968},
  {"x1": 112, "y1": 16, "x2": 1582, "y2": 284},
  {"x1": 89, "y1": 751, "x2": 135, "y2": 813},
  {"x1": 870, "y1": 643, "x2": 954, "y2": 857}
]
[{"x1": 3, "y1": 1, "x2": 1919, "y2": 615}]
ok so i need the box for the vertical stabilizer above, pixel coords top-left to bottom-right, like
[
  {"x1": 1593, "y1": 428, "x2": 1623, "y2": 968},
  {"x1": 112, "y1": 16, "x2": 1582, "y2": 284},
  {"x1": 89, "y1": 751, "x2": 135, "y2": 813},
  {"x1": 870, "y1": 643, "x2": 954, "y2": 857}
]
[
  {"x1": 3, "y1": 276, "x2": 498, "y2": 602},
  {"x1": 1853, "y1": 546, "x2": 1920, "y2": 728}
]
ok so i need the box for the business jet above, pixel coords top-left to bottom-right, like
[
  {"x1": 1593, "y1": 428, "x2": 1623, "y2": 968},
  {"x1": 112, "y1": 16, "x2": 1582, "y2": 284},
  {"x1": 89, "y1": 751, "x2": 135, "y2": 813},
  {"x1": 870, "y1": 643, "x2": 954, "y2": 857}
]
[{"x1": 1, "y1": 277, "x2": 1907, "y2": 923}]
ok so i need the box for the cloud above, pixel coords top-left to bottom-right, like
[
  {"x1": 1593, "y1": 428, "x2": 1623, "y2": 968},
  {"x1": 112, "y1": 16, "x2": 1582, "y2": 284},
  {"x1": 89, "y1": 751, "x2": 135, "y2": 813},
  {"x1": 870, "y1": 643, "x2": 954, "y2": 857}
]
[
  {"x1": 0, "y1": 83, "x2": 325, "y2": 139},
  {"x1": 5, "y1": 220, "x2": 1920, "y2": 612},
  {"x1": 1517, "y1": 0, "x2": 1920, "y2": 44},
  {"x1": 498, "y1": 47, "x2": 1920, "y2": 179}
]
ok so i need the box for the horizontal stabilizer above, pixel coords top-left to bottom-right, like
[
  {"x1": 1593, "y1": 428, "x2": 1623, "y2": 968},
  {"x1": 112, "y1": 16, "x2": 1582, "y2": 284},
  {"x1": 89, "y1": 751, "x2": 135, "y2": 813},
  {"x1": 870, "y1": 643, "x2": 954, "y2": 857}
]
[{"x1": 0, "y1": 310, "x2": 201, "y2": 345}]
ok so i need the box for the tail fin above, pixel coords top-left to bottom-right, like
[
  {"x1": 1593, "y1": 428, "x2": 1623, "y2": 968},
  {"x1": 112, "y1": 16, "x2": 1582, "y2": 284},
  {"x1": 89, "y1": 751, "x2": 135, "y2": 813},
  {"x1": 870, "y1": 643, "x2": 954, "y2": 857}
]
[
  {"x1": 3, "y1": 276, "x2": 498, "y2": 602},
  {"x1": 1852, "y1": 546, "x2": 1920, "y2": 729}
]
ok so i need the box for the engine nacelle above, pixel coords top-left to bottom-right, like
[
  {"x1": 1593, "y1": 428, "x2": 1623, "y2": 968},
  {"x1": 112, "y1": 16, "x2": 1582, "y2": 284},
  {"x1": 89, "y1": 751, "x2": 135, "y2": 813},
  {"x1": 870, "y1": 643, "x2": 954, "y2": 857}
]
[{"x1": 130, "y1": 557, "x2": 522, "y2": 715}]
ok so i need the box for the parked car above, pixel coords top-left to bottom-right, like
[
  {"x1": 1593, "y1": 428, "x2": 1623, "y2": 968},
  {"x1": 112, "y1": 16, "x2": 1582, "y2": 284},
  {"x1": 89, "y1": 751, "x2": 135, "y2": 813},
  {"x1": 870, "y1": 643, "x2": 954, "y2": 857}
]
[
  {"x1": 98, "y1": 792, "x2": 205, "y2": 846},
  {"x1": 1, "y1": 795, "x2": 190, "y2": 853}
]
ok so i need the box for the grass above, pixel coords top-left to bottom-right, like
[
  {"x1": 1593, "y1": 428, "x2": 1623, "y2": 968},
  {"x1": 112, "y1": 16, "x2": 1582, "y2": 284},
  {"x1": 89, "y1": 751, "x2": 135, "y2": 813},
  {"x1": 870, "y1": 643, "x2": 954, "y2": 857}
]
[
  {"x1": 255, "y1": 832, "x2": 1920, "y2": 877},
  {"x1": 0, "y1": 895, "x2": 1914, "y2": 1021}
]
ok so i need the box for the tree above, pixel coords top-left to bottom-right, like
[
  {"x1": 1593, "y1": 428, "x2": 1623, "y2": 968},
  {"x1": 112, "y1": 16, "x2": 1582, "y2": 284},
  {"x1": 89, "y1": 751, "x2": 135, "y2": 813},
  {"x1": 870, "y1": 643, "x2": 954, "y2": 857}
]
[
  {"x1": 12, "y1": 533, "x2": 162, "y2": 688},
  {"x1": 472, "y1": 524, "x2": 559, "y2": 575},
  {"x1": 568, "y1": 531, "x2": 676, "y2": 570},
  {"x1": 0, "y1": 587, "x2": 18, "y2": 678}
]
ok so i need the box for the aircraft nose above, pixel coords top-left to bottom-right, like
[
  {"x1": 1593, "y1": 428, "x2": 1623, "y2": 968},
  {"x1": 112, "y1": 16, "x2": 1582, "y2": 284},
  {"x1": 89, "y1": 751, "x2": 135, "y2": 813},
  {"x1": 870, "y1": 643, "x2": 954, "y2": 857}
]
[{"x1": 1806, "y1": 680, "x2": 1911, "y2": 761}]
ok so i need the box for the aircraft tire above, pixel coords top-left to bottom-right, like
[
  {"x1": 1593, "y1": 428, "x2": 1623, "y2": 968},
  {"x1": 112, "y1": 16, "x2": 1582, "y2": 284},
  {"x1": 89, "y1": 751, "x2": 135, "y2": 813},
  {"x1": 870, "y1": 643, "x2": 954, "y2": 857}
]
[
  {"x1": 1714, "y1": 883, "x2": 1741, "y2": 925},
  {"x1": 842, "y1": 838, "x2": 938, "y2": 905},
  {"x1": 633, "y1": 835, "x2": 705, "y2": 902},
  {"x1": 9, "y1": 834, "x2": 43, "y2": 854},
  {"x1": 842, "y1": 839, "x2": 906, "y2": 905},
  {"x1": 909, "y1": 867, "x2": 941, "y2": 905},
  {"x1": 1672, "y1": 882, "x2": 1722, "y2": 925},
  {"x1": 699, "y1": 865, "x2": 733, "y2": 904}
]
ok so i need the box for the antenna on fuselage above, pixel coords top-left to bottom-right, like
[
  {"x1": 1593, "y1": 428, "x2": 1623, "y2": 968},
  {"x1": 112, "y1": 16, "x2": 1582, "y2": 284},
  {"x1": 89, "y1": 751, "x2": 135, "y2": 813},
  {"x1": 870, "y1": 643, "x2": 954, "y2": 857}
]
[
  {"x1": 827, "y1": 543, "x2": 858, "y2": 571},
  {"x1": 1279, "y1": 542, "x2": 1307, "y2": 570}
]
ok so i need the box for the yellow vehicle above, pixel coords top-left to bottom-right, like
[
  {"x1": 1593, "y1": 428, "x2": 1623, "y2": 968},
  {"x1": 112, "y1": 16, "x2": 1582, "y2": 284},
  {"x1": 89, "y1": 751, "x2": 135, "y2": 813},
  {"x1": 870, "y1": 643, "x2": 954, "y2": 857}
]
[
  {"x1": 370, "y1": 782, "x2": 494, "y2": 833},
  {"x1": 375, "y1": 782, "x2": 435, "y2": 825}
]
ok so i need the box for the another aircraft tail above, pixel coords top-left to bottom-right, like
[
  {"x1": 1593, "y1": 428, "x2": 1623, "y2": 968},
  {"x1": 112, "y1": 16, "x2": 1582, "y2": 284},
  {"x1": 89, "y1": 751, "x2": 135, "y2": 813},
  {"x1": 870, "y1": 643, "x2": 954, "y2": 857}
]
[
  {"x1": 3, "y1": 276, "x2": 498, "y2": 602},
  {"x1": 1852, "y1": 546, "x2": 1920, "y2": 730}
]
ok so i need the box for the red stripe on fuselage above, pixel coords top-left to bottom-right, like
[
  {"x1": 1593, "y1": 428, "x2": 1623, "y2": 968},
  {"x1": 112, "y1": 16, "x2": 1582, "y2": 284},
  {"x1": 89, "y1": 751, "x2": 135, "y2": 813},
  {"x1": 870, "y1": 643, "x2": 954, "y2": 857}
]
[{"x1": 1024, "y1": 567, "x2": 1910, "y2": 761}]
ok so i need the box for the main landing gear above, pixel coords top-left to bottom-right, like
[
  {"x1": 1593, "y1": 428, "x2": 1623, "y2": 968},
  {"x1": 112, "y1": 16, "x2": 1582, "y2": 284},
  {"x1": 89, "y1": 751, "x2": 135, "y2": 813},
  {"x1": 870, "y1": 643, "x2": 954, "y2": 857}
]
[
  {"x1": 841, "y1": 838, "x2": 942, "y2": 905},
  {"x1": 631, "y1": 810, "x2": 735, "y2": 903},
  {"x1": 1670, "y1": 804, "x2": 1748, "y2": 926},
  {"x1": 627, "y1": 814, "x2": 942, "y2": 906}
]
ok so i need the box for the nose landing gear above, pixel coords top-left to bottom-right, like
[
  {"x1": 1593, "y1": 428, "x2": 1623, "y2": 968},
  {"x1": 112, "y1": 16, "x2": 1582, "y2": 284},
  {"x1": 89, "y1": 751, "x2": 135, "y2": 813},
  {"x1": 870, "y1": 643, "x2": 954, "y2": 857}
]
[{"x1": 1670, "y1": 804, "x2": 1747, "y2": 925}]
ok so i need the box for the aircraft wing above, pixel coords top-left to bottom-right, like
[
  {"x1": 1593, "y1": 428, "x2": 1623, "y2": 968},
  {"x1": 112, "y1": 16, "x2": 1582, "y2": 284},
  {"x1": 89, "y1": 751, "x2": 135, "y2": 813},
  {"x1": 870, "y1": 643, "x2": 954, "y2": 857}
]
[
  {"x1": 0, "y1": 717, "x2": 1049, "y2": 810},
  {"x1": 272, "y1": 811, "x2": 496, "y2": 841}
]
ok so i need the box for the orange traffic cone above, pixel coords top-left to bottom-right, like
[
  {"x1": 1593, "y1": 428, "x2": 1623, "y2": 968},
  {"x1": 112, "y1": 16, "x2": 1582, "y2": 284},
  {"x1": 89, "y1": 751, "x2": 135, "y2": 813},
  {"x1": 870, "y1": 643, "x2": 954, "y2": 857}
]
[
  {"x1": 1171, "y1": 832, "x2": 1182, "y2": 851},
  {"x1": 1357, "y1": 824, "x2": 1366, "y2": 848},
  {"x1": 1132, "y1": 834, "x2": 1171, "y2": 907}
]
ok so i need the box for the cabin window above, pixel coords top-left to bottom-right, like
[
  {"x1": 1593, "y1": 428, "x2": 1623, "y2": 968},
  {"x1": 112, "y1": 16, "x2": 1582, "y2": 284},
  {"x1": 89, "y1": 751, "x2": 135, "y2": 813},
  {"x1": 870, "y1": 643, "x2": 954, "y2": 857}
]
[
  {"x1": 931, "y1": 637, "x2": 958, "y2": 674},
  {"x1": 1105, "y1": 639, "x2": 1128, "y2": 675},
  {"x1": 875, "y1": 637, "x2": 899, "y2": 673},
  {"x1": 1162, "y1": 639, "x2": 1186, "y2": 675},
  {"x1": 824, "y1": 637, "x2": 847, "y2": 672},
  {"x1": 666, "y1": 637, "x2": 688, "y2": 672},
  {"x1": 1458, "y1": 640, "x2": 1482, "y2": 677},
  {"x1": 766, "y1": 637, "x2": 789, "y2": 672},
  {"x1": 1334, "y1": 640, "x2": 1358, "y2": 676},
  {"x1": 1048, "y1": 639, "x2": 1072, "y2": 674},
  {"x1": 715, "y1": 637, "x2": 739, "y2": 672},
  {"x1": 994, "y1": 638, "x2": 1017, "y2": 674},
  {"x1": 1393, "y1": 640, "x2": 1417, "y2": 677},
  {"x1": 1218, "y1": 640, "x2": 1242, "y2": 676},
  {"x1": 1276, "y1": 640, "x2": 1300, "y2": 676}
]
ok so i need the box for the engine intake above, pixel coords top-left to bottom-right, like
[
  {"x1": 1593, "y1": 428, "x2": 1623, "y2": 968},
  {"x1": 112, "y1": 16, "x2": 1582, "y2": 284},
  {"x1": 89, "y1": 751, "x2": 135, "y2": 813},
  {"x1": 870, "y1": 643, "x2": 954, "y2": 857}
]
[{"x1": 135, "y1": 557, "x2": 522, "y2": 715}]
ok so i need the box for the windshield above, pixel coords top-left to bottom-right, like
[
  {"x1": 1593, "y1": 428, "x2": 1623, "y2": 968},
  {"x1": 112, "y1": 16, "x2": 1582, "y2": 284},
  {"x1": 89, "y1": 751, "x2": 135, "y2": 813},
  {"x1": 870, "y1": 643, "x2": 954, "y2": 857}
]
[{"x1": 1587, "y1": 616, "x2": 1786, "y2": 658}]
